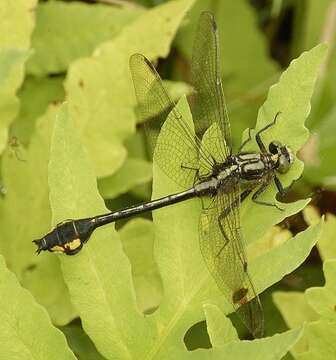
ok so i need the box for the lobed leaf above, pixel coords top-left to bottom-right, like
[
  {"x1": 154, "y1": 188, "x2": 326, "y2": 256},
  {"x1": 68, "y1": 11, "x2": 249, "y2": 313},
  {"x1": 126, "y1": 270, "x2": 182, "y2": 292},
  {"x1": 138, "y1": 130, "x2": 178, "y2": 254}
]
[
  {"x1": 0, "y1": 0, "x2": 36, "y2": 153},
  {"x1": 98, "y1": 158, "x2": 152, "y2": 199},
  {"x1": 119, "y1": 218, "x2": 162, "y2": 313},
  {"x1": 27, "y1": 1, "x2": 143, "y2": 76},
  {"x1": 65, "y1": 0, "x2": 195, "y2": 178},
  {"x1": 0, "y1": 255, "x2": 76, "y2": 360}
]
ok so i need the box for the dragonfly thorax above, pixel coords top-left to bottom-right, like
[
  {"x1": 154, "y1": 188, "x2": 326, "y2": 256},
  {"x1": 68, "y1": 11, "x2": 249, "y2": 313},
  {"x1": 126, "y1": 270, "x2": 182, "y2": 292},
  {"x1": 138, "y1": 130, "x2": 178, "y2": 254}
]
[{"x1": 234, "y1": 152, "x2": 273, "y2": 181}]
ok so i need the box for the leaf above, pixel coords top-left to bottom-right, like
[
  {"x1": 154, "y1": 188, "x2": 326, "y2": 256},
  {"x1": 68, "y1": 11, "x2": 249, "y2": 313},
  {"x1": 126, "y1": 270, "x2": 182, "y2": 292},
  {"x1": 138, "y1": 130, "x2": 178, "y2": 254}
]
[
  {"x1": 65, "y1": 0, "x2": 195, "y2": 177},
  {"x1": 292, "y1": 0, "x2": 336, "y2": 128},
  {"x1": 0, "y1": 107, "x2": 53, "y2": 275},
  {"x1": 49, "y1": 104, "x2": 152, "y2": 359},
  {"x1": 0, "y1": 0, "x2": 36, "y2": 49},
  {"x1": 11, "y1": 75, "x2": 65, "y2": 145},
  {"x1": 317, "y1": 212, "x2": 336, "y2": 260},
  {"x1": 203, "y1": 304, "x2": 238, "y2": 346},
  {"x1": 98, "y1": 158, "x2": 152, "y2": 199},
  {"x1": 251, "y1": 221, "x2": 322, "y2": 295},
  {"x1": 291, "y1": 0, "x2": 329, "y2": 55},
  {"x1": 297, "y1": 319, "x2": 336, "y2": 360},
  {"x1": 21, "y1": 255, "x2": 77, "y2": 326},
  {"x1": 209, "y1": 328, "x2": 302, "y2": 359},
  {"x1": 0, "y1": 0, "x2": 37, "y2": 153},
  {"x1": 306, "y1": 260, "x2": 336, "y2": 320},
  {"x1": 119, "y1": 218, "x2": 162, "y2": 313},
  {"x1": 303, "y1": 104, "x2": 336, "y2": 188},
  {"x1": 273, "y1": 261, "x2": 336, "y2": 359},
  {"x1": 0, "y1": 255, "x2": 76, "y2": 360},
  {"x1": 273, "y1": 292, "x2": 319, "y2": 330},
  {"x1": 0, "y1": 104, "x2": 76, "y2": 326},
  {"x1": 304, "y1": 206, "x2": 336, "y2": 261},
  {"x1": 245, "y1": 44, "x2": 327, "y2": 187},
  {"x1": 0, "y1": 49, "x2": 30, "y2": 153},
  {"x1": 27, "y1": 1, "x2": 143, "y2": 76},
  {"x1": 290, "y1": 0, "x2": 336, "y2": 188}
]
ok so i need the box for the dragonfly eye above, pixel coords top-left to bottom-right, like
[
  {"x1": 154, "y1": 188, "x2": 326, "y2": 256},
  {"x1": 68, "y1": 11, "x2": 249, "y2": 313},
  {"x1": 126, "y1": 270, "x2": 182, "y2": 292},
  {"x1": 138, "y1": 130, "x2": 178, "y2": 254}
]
[
  {"x1": 268, "y1": 141, "x2": 281, "y2": 154},
  {"x1": 277, "y1": 146, "x2": 294, "y2": 174}
]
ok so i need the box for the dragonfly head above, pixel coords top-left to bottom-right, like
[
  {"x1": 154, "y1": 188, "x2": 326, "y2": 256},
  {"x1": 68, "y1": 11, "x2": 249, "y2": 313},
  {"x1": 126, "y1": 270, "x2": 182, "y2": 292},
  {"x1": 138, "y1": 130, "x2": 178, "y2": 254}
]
[{"x1": 269, "y1": 141, "x2": 294, "y2": 174}]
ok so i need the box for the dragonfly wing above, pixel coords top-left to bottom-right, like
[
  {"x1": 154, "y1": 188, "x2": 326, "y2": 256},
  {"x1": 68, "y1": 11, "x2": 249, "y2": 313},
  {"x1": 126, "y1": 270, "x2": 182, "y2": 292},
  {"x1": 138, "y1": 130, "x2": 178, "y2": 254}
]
[
  {"x1": 130, "y1": 53, "x2": 214, "y2": 188},
  {"x1": 199, "y1": 184, "x2": 264, "y2": 338},
  {"x1": 190, "y1": 11, "x2": 231, "y2": 161}
]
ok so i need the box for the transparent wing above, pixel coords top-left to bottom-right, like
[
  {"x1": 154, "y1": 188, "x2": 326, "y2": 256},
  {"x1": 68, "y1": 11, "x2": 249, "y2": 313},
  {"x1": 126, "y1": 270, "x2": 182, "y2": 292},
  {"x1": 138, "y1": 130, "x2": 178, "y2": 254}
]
[
  {"x1": 199, "y1": 184, "x2": 264, "y2": 338},
  {"x1": 129, "y1": 53, "x2": 214, "y2": 188},
  {"x1": 190, "y1": 11, "x2": 231, "y2": 161}
]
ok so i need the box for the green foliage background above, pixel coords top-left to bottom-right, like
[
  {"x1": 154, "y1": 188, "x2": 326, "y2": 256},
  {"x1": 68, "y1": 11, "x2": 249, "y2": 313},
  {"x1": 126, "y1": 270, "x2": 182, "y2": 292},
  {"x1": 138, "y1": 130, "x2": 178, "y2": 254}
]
[{"x1": 0, "y1": 0, "x2": 335, "y2": 359}]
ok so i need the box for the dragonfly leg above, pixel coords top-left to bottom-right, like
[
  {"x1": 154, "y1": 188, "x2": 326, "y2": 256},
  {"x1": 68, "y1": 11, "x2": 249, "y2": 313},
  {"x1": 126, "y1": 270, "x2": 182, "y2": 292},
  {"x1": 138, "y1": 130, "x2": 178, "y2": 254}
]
[
  {"x1": 181, "y1": 164, "x2": 198, "y2": 171},
  {"x1": 181, "y1": 163, "x2": 201, "y2": 185},
  {"x1": 217, "y1": 214, "x2": 230, "y2": 257},
  {"x1": 215, "y1": 189, "x2": 252, "y2": 258},
  {"x1": 200, "y1": 196, "x2": 217, "y2": 210},
  {"x1": 239, "y1": 128, "x2": 252, "y2": 152},
  {"x1": 255, "y1": 111, "x2": 282, "y2": 153},
  {"x1": 274, "y1": 175, "x2": 285, "y2": 195},
  {"x1": 217, "y1": 211, "x2": 247, "y2": 270},
  {"x1": 252, "y1": 180, "x2": 284, "y2": 211}
]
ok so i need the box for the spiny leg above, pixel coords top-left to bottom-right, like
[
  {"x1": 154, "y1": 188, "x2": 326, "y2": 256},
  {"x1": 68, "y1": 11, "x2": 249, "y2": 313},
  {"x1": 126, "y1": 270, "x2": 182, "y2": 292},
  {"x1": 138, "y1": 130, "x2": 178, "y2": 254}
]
[
  {"x1": 252, "y1": 179, "x2": 284, "y2": 211},
  {"x1": 217, "y1": 211, "x2": 247, "y2": 272},
  {"x1": 255, "y1": 111, "x2": 282, "y2": 153},
  {"x1": 215, "y1": 189, "x2": 252, "y2": 259},
  {"x1": 239, "y1": 128, "x2": 252, "y2": 152},
  {"x1": 274, "y1": 175, "x2": 285, "y2": 196},
  {"x1": 181, "y1": 163, "x2": 200, "y2": 185}
]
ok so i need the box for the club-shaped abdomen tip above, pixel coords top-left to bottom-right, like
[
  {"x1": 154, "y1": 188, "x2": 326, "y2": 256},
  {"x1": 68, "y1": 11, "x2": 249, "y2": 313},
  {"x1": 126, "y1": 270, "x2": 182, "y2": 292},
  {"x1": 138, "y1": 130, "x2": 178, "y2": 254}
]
[{"x1": 33, "y1": 238, "x2": 46, "y2": 254}]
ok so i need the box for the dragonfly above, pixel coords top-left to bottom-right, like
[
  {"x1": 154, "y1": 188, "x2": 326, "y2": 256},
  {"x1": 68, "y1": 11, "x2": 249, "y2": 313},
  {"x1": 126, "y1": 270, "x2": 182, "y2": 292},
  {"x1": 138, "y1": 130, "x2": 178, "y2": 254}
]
[{"x1": 34, "y1": 12, "x2": 294, "y2": 338}]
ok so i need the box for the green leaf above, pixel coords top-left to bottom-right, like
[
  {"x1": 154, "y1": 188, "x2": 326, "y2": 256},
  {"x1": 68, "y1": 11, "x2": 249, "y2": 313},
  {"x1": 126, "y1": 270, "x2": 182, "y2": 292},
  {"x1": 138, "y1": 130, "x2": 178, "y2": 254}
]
[
  {"x1": 98, "y1": 158, "x2": 152, "y2": 199},
  {"x1": 0, "y1": 0, "x2": 37, "y2": 153},
  {"x1": 119, "y1": 218, "x2": 162, "y2": 313},
  {"x1": 0, "y1": 0, "x2": 36, "y2": 49},
  {"x1": 304, "y1": 206, "x2": 336, "y2": 261},
  {"x1": 0, "y1": 103, "x2": 76, "y2": 326},
  {"x1": 292, "y1": 2, "x2": 336, "y2": 187},
  {"x1": 306, "y1": 260, "x2": 336, "y2": 320},
  {"x1": 0, "y1": 49, "x2": 30, "y2": 153},
  {"x1": 250, "y1": 43, "x2": 327, "y2": 179},
  {"x1": 21, "y1": 254, "x2": 77, "y2": 326},
  {"x1": 203, "y1": 304, "x2": 238, "y2": 346},
  {"x1": 273, "y1": 261, "x2": 336, "y2": 359},
  {"x1": 233, "y1": 45, "x2": 326, "y2": 259},
  {"x1": 303, "y1": 104, "x2": 336, "y2": 188},
  {"x1": 297, "y1": 319, "x2": 336, "y2": 360},
  {"x1": 0, "y1": 107, "x2": 52, "y2": 275},
  {"x1": 209, "y1": 328, "x2": 302, "y2": 359},
  {"x1": 27, "y1": 1, "x2": 143, "y2": 76},
  {"x1": 65, "y1": 0, "x2": 195, "y2": 177},
  {"x1": 251, "y1": 221, "x2": 322, "y2": 295},
  {"x1": 11, "y1": 75, "x2": 65, "y2": 145},
  {"x1": 0, "y1": 255, "x2": 76, "y2": 360},
  {"x1": 49, "y1": 104, "x2": 152, "y2": 359},
  {"x1": 292, "y1": 0, "x2": 332, "y2": 56},
  {"x1": 273, "y1": 292, "x2": 319, "y2": 330}
]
